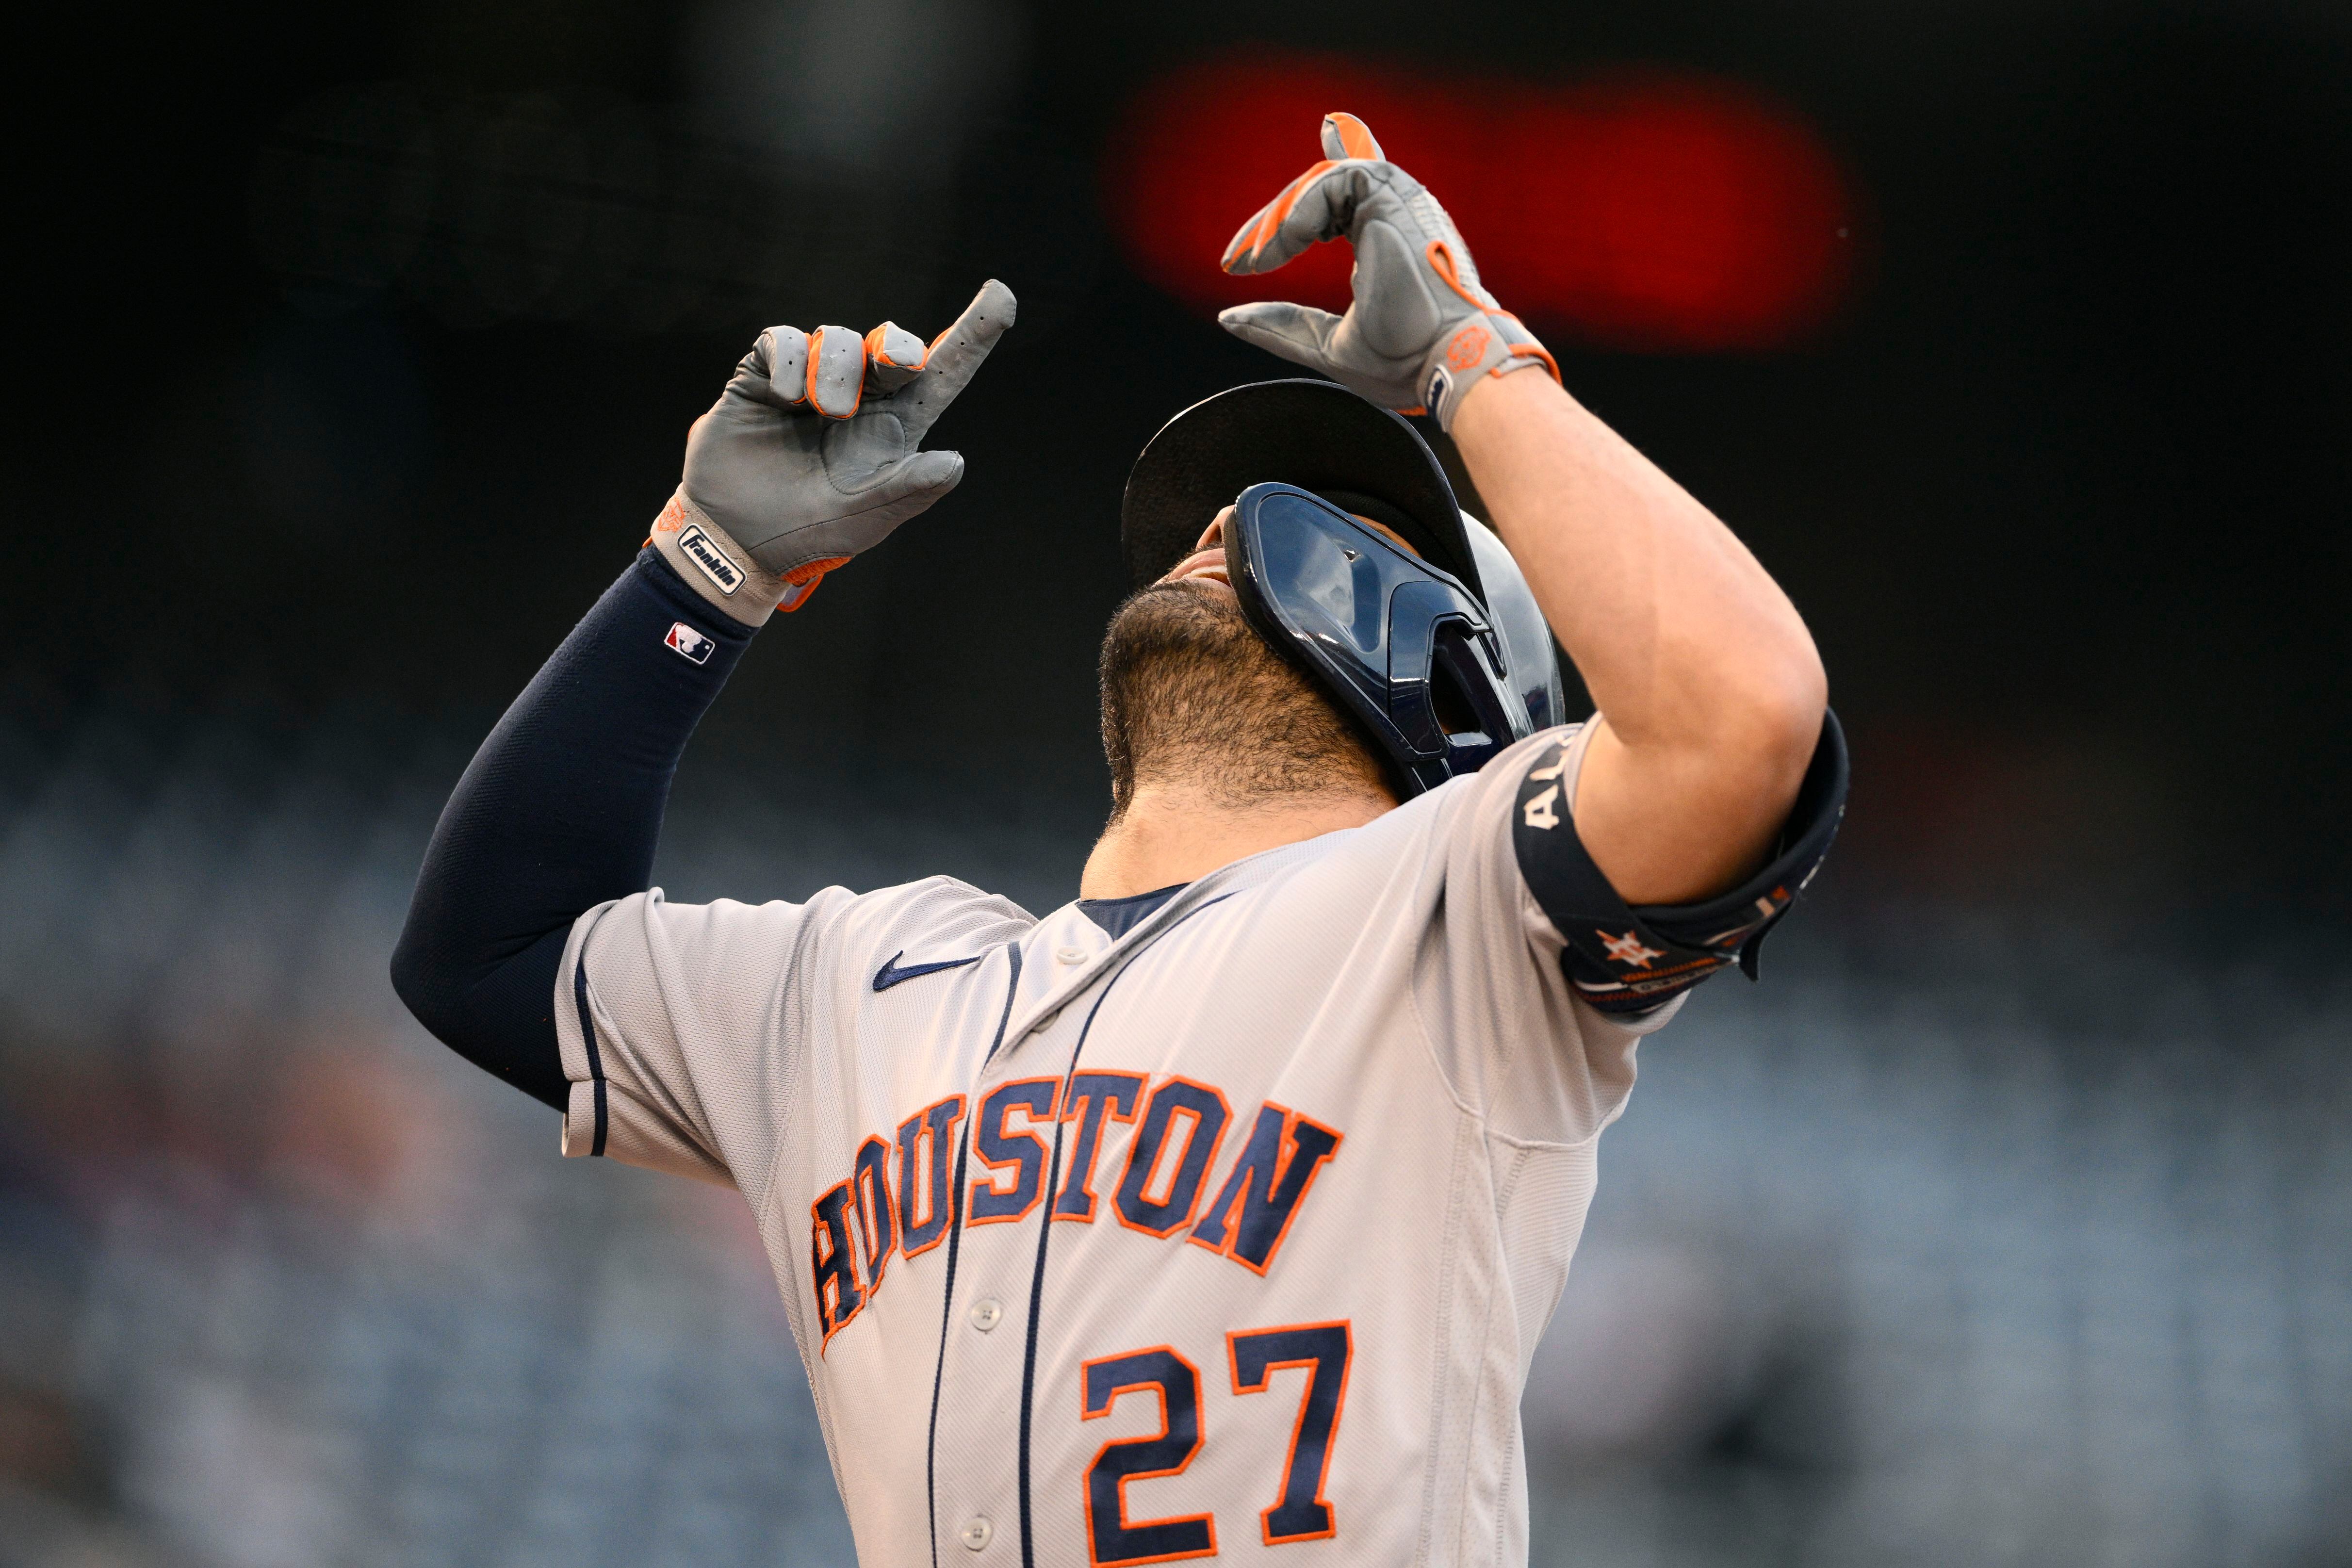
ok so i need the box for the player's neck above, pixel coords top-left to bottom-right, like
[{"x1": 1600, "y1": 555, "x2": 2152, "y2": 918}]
[{"x1": 1078, "y1": 781, "x2": 1395, "y2": 899}]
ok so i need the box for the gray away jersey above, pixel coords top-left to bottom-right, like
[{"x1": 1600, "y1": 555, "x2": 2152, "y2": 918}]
[{"x1": 555, "y1": 722, "x2": 1683, "y2": 1567}]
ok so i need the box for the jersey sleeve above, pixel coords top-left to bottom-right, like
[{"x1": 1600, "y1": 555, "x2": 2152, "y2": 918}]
[
  {"x1": 550, "y1": 876, "x2": 1034, "y2": 1196},
  {"x1": 551, "y1": 889, "x2": 833, "y2": 1190},
  {"x1": 1404, "y1": 710, "x2": 1845, "y2": 1149},
  {"x1": 1510, "y1": 709, "x2": 1849, "y2": 1015}
]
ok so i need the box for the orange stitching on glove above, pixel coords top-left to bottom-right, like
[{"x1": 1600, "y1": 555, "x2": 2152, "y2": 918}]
[
  {"x1": 1423, "y1": 241, "x2": 1491, "y2": 311},
  {"x1": 1223, "y1": 185, "x2": 1297, "y2": 268},
  {"x1": 777, "y1": 555, "x2": 851, "y2": 613},
  {"x1": 866, "y1": 323, "x2": 925, "y2": 371},
  {"x1": 1505, "y1": 341, "x2": 1562, "y2": 383},
  {"x1": 1225, "y1": 160, "x2": 1341, "y2": 269},
  {"x1": 777, "y1": 330, "x2": 811, "y2": 407},
  {"x1": 1325, "y1": 112, "x2": 1380, "y2": 160},
  {"x1": 1445, "y1": 324, "x2": 1492, "y2": 371},
  {"x1": 806, "y1": 329, "x2": 866, "y2": 420},
  {"x1": 654, "y1": 494, "x2": 689, "y2": 534},
  {"x1": 1262, "y1": 161, "x2": 1341, "y2": 244}
]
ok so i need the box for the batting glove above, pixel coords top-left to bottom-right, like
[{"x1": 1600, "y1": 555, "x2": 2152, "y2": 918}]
[
  {"x1": 653, "y1": 278, "x2": 1016, "y2": 625},
  {"x1": 1219, "y1": 115, "x2": 1556, "y2": 432}
]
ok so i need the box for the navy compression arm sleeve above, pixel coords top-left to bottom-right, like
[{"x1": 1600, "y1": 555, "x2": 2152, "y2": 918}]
[{"x1": 390, "y1": 550, "x2": 755, "y2": 1109}]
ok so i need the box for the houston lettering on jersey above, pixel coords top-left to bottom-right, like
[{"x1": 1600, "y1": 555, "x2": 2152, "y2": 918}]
[{"x1": 809, "y1": 1075, "x2": 1343, "y2": 1347}]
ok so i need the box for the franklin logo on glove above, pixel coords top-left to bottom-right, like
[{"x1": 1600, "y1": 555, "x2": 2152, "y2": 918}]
[{"x1": 675, "y1": 525, "x2": 745, "y2": 596}]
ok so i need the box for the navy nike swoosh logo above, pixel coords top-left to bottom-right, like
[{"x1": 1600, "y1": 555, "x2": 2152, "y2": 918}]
[{"x1": 872, "y1": 951, "x2": 983, "y2": 992}]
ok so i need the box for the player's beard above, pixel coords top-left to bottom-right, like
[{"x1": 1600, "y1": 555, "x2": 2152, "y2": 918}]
[{"x1": 1097, "y1": 579, "x2": 1394, "y2": 818}]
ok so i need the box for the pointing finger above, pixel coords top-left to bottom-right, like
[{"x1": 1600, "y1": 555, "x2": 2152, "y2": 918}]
[
  {"x1": 805, "y1": 325, "x2": 867, "y2": 419},
  {"x1": 1222, "y1": 113, "x2": 1404, "y2": 276},
  {"x1": 1220, "y1": 158, "x2": 1384, "y2": 277},
  {"x1": 1220, "y1": 159, "x2": 1340, "y2": 274},
  {"x1": 1320, "y1": 111, "x2": 1382, "y2": 161},
  {"x1": 863, "y1": 322, "x2": 928, "y2": 395},
  {"x1": 898, "y1": 279, "x2": 1017, "y2": 437}
]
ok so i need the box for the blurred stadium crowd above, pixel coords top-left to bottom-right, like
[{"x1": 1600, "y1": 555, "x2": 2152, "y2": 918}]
[{"x1": 1, "y1": 690, "x2": 2345, "y2": 1567}]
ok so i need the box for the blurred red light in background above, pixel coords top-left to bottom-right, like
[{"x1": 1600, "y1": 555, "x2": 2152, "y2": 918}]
[{"x1": 1105, "y1": 54, "x2": 1854, "y2": 352}]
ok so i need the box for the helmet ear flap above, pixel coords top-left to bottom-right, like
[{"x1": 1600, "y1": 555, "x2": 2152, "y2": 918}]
[
  {"x1": 1459, "y1": 513, "x2": 1566, "y2": 732},
  {"x1": 1229, "y1": 483, "x2": 1534, "y2": 798}
]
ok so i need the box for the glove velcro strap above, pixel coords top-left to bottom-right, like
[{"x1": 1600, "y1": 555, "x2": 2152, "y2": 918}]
[
  {"x1": 1493, "y1": 312, "x2": 1561, "y2": 384},
  {"x1": 1419, "y1": 314, "x2": 1557, "y2": 432},
  {"x1": 648, "y1": 490, "x2": 791, "y2": 627}
]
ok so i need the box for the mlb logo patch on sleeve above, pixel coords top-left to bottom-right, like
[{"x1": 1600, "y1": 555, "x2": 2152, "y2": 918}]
[{"x1": 665, "y1": 622, "x2": 715, "y2": 664}]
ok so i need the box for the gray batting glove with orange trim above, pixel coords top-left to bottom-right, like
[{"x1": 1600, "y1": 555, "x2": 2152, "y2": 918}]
[
  {"x1": 654, "y1": 279, "x2": 1016, "y2": 626},
  {"x1": 1218, "y1": 115, "x2": 1556, "y2": 432}
]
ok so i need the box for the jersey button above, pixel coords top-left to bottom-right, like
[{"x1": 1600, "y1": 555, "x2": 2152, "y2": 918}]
[
  {"x1": 959, "y1": 1516, "x2": 993, "y2": 1551},
  {"x1": 1054, "y1": 945, "x2": 1086, "y2": 964},
  {"x1": 969, "y1": 1297, "x2": 1003, "y2": 1332}
]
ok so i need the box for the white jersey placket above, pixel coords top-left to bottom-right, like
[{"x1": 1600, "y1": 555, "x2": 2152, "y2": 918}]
[{"x1": 927, "y1": 913, "x2": 1117, "y2": 1564}]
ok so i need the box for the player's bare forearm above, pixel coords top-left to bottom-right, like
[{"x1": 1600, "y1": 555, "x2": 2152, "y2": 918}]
[{"x1": 1450, "y1": 367, "x2": 1827, "y2": 905}]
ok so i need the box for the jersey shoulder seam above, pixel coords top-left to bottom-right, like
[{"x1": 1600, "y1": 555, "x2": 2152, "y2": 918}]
[
  {"x1": 1401, "y1": 798, "x2": 1501, "y2": 1133},
  {"x1": 1403, "y1": 970, "x2": 1493, "y2": 1131},
  {"x1": 896, "y1": 871, "x2": 1039, "y2": 921},
  {"x1": 744, "y1": 900, "x2": 845, "y2": 1229}
]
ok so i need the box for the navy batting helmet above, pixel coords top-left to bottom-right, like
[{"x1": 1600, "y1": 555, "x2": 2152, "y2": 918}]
[{"x1": 1119, "y1": 379, "x2": 1566, "y2": 796}]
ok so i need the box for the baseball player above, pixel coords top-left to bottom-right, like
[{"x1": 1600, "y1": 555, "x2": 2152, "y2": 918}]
[{"x1": 394, "y1": 112, "x2": 1845, "y2": 1566}]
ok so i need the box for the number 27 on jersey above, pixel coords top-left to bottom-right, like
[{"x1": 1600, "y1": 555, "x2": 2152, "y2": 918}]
[{"x1": 1082, "y1": 1322, "x2": 1351, "y2": 1564}]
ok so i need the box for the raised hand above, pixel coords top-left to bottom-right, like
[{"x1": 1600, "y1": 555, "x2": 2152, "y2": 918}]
[
  {"x1": 663, "y1": 279, "x2": 1016, "y2": 617},
  {"x1": 1217, "y1": 116, "x2": 1553, "y2": 430}
]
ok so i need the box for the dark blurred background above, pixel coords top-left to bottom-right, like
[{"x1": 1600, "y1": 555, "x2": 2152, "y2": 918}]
[{"x1": 2, "y1": 1, "x2": 2347, "y2": 1564}]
